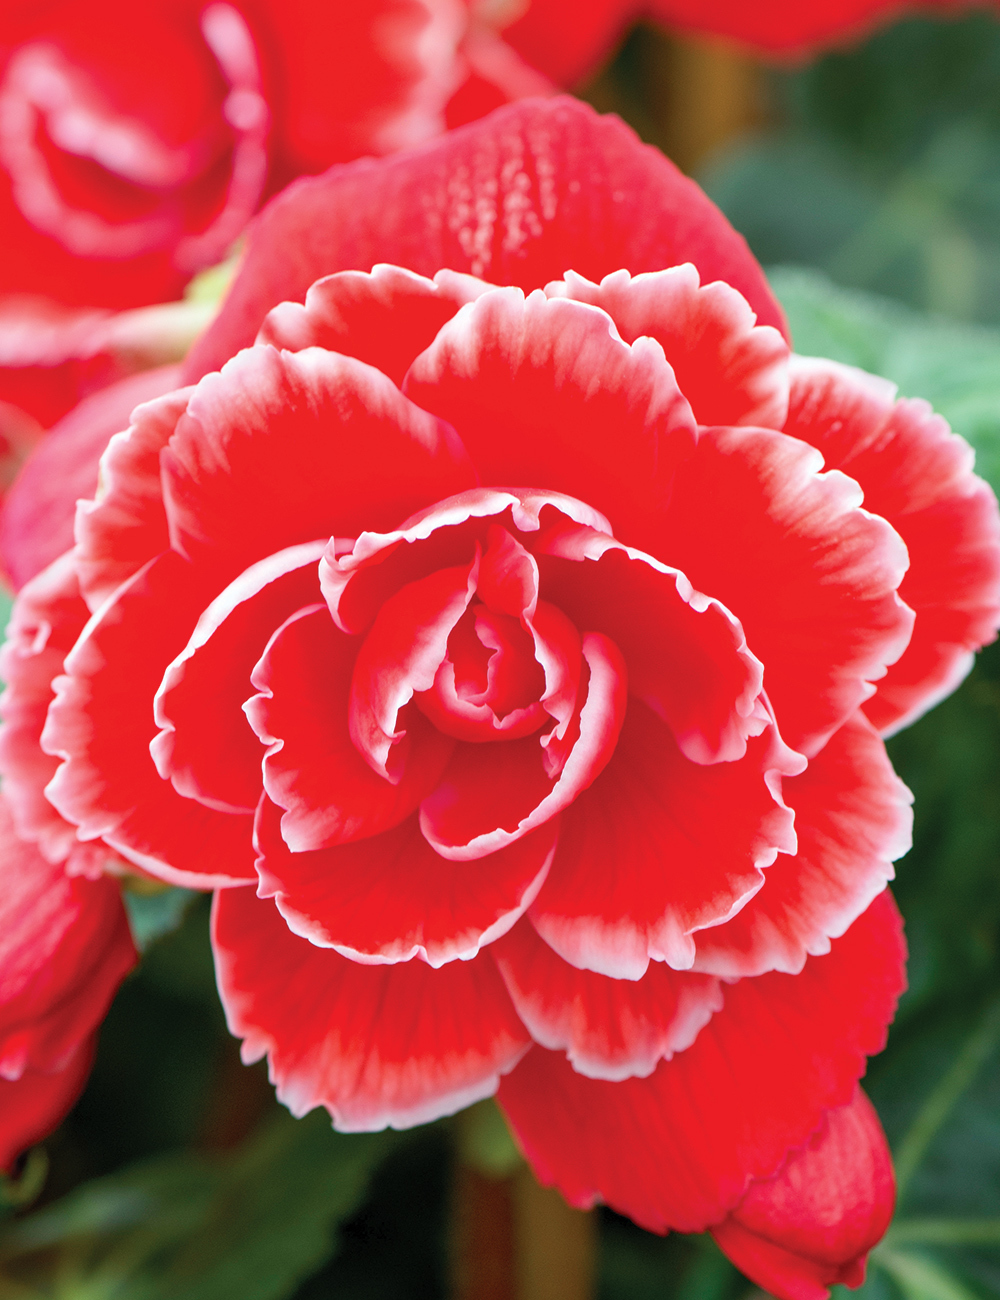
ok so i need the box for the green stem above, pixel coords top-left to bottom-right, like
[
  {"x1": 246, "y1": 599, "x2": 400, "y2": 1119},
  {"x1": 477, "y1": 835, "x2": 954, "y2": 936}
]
[{"x1": 894, "y1": 997, "x2": 1000, "y2": 1203}]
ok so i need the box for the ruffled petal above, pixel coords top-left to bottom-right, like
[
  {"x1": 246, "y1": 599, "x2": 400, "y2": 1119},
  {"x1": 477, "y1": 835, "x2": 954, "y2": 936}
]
[
  {"x1": 694, "y1": 713, "x2": 912, "y2": 978},
  {"x1": 245, "y1": 604, "x2": 454, "y2": 852},
  {"x1": 547, "y1": 266, "x2": 789, "y2": 429},
  {"x1": 419, "y1": 632, "x2": 628, "y2": 860},
  {"x1": 534, "y1": 527, "x2": 765, "y2": 764},
  {"x1": 0, "y1": 793, "x2": 134, "y2": 1078},
  {"x1": 497, "y1": 890, "x2": 906, "y2": 1234},
  {"x1": 493, "y1": 919, "x2": 722, "y2": 1081},
  {"x1": 212, "y1": 886, "x2": 531, "y2": 1131},
  {"x1": 786, "y1": 357, "x2": 1000, "y2": 735},
  {"x1": 162, "y1": 344, "x2": 476, "y2": 585},
  {"x1": 186, "y1": 98, "x2": 786, "y2": 380},
  {"x1": 0, "y1": 365, "x2": 182, "y2": 591},
  {"x1": 255, "y1": 797, "x2": 556, "y2": 968},
  {"x1": 529, "y1": 701, "x2": 799, "y2": 978},
  {"x1": 41, "y1": 551, "x2": 255, "y2": 888},
  {"x1": 404, "y1": 287, "x2": 697, "y2": 553},
  {"x1": 152, "y1": 542, "x2": 326, "y2": 815},
  {"x1": 711, "y1": 1089, "x2": 894, "y2": 1300},
  {"x1": 73, "y1": 381, "x2": 193, "y2": 612},
  {"x1": 653, "y1": 424, "x2": 914, "y2": 758},
  {"x1": 0, "y1": 552, "x2": 90, "y2": 862},
  {"x1": 0, "y1": 1041, "x2": 94, "y2": 1173},
  {"x1": 256, "y1": 265, "x2": 491, "y2": 385}
]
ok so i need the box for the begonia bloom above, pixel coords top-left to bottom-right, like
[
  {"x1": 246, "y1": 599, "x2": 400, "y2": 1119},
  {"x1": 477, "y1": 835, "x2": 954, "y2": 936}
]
[{"x1": 0, "y1": 99, "x2": 998, "y2": 1299}]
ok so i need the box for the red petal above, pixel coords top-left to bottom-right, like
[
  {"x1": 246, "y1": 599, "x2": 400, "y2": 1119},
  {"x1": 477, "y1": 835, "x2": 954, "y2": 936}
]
[
  {"x1": 245, "y1": 604, "x2": 454, "y2": 851},
  {"x1": 694, "y1": 713, "x2": 912, "y2": 978},
  {"x1": 653, "y1": 425, "x2": 914, "y2": 758},
  {"x1": 256, "y1": 265, "x2": 491, "y2": 386},
  {"x1": 41, "y1": 550, "x2": 255, "y2": 888},
  {"x1": 419, "y1": 632, "x2": 628, "y2": 860},
  {"x1": 497, "y1": 890, "x2": 906, "y2": 1233},
  {"x1": 152, "y1": 542, "x2": 326, "y2": 815},
  {"x1": 404, "y1": 287, "x2": 697, "y2": 552},
  {"x1": 493, "y1": 919, "x2": 722, "y2": 1081},
  {"x1": 0, "y1": 793, "x2": 134, "y2": 1078},
  {"x1": 530, "y1": 701, "x2": 799, "y2": 978},
  {"x1": 255, "y1": 797, "x2": 556, "y2": 967},
  {"x1": 0, "y1": 552, "x2": 90, "y2": 862},
  {"x1": 547, "y1": 266, "x2": 789, "y2": 428},
  {"x1": 786, "y1": 358, "x2": 1000, "y2": 735},
  {"x1": 212, "y1": 886, "x2": 531, "y2": 1130},
  {"x1": 162, "y1": 344, "x2": 476, "y2": 586},
  {"x1": 185, "y1": 97, "x2": 786, "y2": 379},
  {"x1": 712, "y1": 1089, "x2": 894, "y2": 1300},
  {"x1": 0, "y1": 1041, "x2": 94, "y2": 1173},
  {"x1": 349, "y1": 558, "x2": 478, "y2": 779},
  {"x1": 0, "y1": 365, "x2": 182, "y2": 591},
  {"x1": 535, "y1": 529, "x2": 765, "y2": 764},
  {"x1": 73, "y1": 380, "x2": 192, "y2": 612}
]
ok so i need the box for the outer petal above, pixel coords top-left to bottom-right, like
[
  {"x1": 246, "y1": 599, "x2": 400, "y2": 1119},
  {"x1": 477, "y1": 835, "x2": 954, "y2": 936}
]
[
  {"x1": 492, "y1": 919, "x2": 722, "y2": 1081},
  {"x1": 162, "y1": 344, "x2": 476, "y2": 585},
  {"x1": 0, "y1": 793, "x2": 135, "y2": 1079},
  {"x1": 73, "y1": 381, "x2": 193, "y2": 612},
  {"x1": 711, "y1": 1089, "x2": 895, "y2": 1300},
  {"x1": 694, "y1": 713, "x2": 912, "y2": 978},
  {"x1": 786, "y1": 358, "x2": 1000, "y2": 735},
  {"x1": 0, "y1": 364, "x2": 182, "y2": 591},
  {"x1": 404, "y1": 287, "x2": 697, "y2": 554},
  {"x1": 547, "y1": 266, "x2": 789, "y2": 429},
  {"x1": 152, "y1": 541, "x2": 327, "y2": 815},
  {"x1": 245, "y1": 604, "x2": 454, "y2": 852},
  {"x1": 529, "y1": 701, "x2": 799, "y2": 978},
  {"x1": 0, "y1": 1041, "x2": 94, "y2": 1173},
  {"x1": 0, "y1": 552, "x2": 90, "y2": 862},
  {"x1": 185, "y1": 97, "x2": 786, "y2": 379},
  {"x1": 41, "y1": 551, "x2": 255, "y2": 888},
  {"x1": 256, "y1": 265, "x2": 491, "y2": 385},
  {"x1": 212, "y1": 886, "x2": 531, "y2": 1131},
  {"x1": 497, "y1": 890, "x2": 906, "y2": 1234},
  {"x1": 654, "y1": 425, "x2": 914, "y2": 758},
  {"x1": 254, "y1": 797, "x2": 556, "y2": 968}
]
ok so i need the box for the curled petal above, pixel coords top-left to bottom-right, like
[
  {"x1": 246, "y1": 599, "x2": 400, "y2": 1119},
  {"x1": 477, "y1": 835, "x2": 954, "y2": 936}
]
[
  {"x1": 694, "y1": 713, "x2": 912, "y2": 978},
  {"x1": 498, "y1": 890, "x2": 906, "y2": 1234},
  {"x1": 404, "y1": 286, "x2": 697, "y2": 553},
  {"x1": 0, "y1": 1041, "x2": 94, "y2": 1173},
  {"x1": 530, "y1": 702, "x2": 800, "y2": 978},
  {"x1": 257, "y1": 265, "x2": 491, "y2": 385},
  {"x1": 712, "y1": 1089, "x2": 894, "y2": 1300},
  {"x1": 547, "y1": 266, "x2": 789, "y2": 428},
  {"x1": 493, "y1": 919, "x2": 722, "y2": 1081},
  {"x1": 786, "y1": 357, "x2": 1000, "y2": 735},
  {"x1": 255, "y1": 797, "x2": 556, "y2": 968},
  {"x1": 654, "y1": 425, "x2": 914, "y2": 758},
  {"x1": 420, "y1": 632, "x2": 628, "y2": 860},
  {"x1": 162, "y1": 344, "x2": 476, "y2": 585},
  {"x1": 153, "y1": 542, "x2": 327, "y2": 815},
  {"x1": 245, "y1": 604, "x2": 454, "y2": 852},
  {"x1": 212, "y1": 887, "x2": 531, "y2": 1131},
  {"x1": 42, "y1": 551, "x2": 255, "y2": 888}
]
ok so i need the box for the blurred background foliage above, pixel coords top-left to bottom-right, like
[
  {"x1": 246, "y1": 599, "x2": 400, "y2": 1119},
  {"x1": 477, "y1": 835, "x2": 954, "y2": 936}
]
[{"x1": 3, "y1": 11, "x2": 1000, "y2": 1299}]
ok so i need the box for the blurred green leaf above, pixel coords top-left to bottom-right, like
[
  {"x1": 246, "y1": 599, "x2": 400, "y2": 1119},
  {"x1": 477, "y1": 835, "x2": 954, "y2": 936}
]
[
  {"x1": 770, "y1": 266, "x2": 1000, "y2": 493},
  {"x1": 0, "y1": 1110, "x2": 402, "y2": 1300},
  {"x1": 122, "y1": 886, "x2": 197, "y2": 953},
  {"x1": 875, "y1": 1249, "x2": 983, "y2": 1300}
]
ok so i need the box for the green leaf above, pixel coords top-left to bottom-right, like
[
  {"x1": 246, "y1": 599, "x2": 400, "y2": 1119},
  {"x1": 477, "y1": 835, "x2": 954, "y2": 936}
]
[
  {"x1": 875, "y1": 1249, "x2": 984, "y2": 1300},
  {"x1": 0, "y1": 1110, "x2": 403, "y2": 1300},
  {"x1": 769, "y1": 266, "x2": 1000, "y2": 494},
  {"x1": 122, "y1": 886, "x2": 197, "y2": 953}
]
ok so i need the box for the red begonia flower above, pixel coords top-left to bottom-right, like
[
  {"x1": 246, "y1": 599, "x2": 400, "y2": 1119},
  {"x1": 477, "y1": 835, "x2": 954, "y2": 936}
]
[
  {"x1": 0, "y1": 791, "x2": 135, "y2": 1170},
  {"x1": 1, "y1": 99, "x2": 998, "y2": 1299}
]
